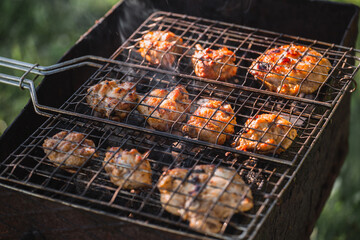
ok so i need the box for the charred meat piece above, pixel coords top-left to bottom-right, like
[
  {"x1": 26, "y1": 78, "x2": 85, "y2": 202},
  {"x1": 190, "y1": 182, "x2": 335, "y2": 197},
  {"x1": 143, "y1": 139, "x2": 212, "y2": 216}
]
[
  {"x1": 249, "y1": 44, "x2": 331, "y2": 95},
  {"x1": 43, "y1": 131, "x2": 97, "y2": 172},
  {"x1": 234, "y1": 114, "x2": 297, "y2": 154},
  {"x1": 86, "y1": 80, "x2": 138, "y2": 121},
  {"x1": 138, "y1": 31, "x2": 183, "y2": 67},
  {"x1": 104, "y1": 148, "x2": 152, "y2": 189},
  {"x1": 137, "y1": 85, "x2": 191, "y2": 131},
  {"x1": 157, "y1": 165, "x2": 253, "y2": 233},
  {"x1": 192, "y1": 44, "x2": 237, "y2": 81},
  {"x1": 182, "y1": 100, "x2": 236, "y2": 145}
]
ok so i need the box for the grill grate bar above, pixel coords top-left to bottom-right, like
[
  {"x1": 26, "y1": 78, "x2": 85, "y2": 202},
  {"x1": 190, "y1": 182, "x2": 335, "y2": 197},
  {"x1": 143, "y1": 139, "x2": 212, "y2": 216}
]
[
  {"x1": 114, "y1": 11, "x2": 359, "y2": 107},
  {"x1": 108, "y1": 60, "x2": 334, "y2": 108},
  {"x1": 59, "y1": 59, "x2": 331, "y2": 166},
  {"x1": 0, "y1": 115, "x2": 292, "y2": 239},
  {"x1": 0, "y1": 9, "x2": 358, "y2": 240}
]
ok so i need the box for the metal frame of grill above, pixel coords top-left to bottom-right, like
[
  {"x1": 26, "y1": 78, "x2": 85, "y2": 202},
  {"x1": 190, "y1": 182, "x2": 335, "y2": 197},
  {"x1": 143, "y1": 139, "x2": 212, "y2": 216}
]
[
  {"x1": 112, "y1": 11, "x2": 359, "y2": 107},
  {"x1": 61, "y1": 61, "x2": 331, "y2": 166},
  {"x1": 0, "y1": 10, "x2": 359, "y2": 240},
  {"x1": 0, "y1": 115, "x2": 292, "y2": 239}
]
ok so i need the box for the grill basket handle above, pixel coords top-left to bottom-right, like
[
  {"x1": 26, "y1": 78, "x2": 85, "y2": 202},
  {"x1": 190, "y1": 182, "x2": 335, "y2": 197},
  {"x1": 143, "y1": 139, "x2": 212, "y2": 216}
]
[{"x1": 0, "y1": 55, "x2": 119, "y2": 117}]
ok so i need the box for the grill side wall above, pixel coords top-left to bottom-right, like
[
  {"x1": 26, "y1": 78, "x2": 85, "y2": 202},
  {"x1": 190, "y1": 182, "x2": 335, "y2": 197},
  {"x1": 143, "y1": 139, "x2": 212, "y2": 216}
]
[{"x1": 254, "y1": 93, "x2": 351, "y2": 240}]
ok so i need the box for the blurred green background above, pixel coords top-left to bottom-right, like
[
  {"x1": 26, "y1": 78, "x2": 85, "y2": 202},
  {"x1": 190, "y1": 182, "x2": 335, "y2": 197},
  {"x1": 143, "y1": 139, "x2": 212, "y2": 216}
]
[
  {"x1": 0, "y1": 0, "x2": 120, "y2": 132},
  {"x1": 0, "y1": 0, "x2": 359, "y2": 239}
]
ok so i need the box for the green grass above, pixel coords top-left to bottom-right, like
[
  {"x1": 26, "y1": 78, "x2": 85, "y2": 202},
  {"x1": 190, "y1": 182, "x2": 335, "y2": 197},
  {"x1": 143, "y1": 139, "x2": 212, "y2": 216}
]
[{"x1": 0, "y1": 0, "x2": 360, "y2": 239}]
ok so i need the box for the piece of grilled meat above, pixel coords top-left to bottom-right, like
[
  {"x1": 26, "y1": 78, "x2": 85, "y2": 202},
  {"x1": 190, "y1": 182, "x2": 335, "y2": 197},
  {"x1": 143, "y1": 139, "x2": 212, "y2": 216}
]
[
  {"x1": 43, "y1": 131, "x2": 97, "y2": 172},
  {"x1": 103, "y1": 148, "x2": 152, "y2": 189},
  {"x1": 249, "y1": 44, "x2": 331, "y2": 95},
  {"x1": 139, "y1": 30, "x2": 183, "y2": 67},
  {"x1": 86, "y1": 80, "x2": 138, "y2": 121},
  {"x1": 182, "y1": 100, "x2": 236, "y2": 145},
  {"x1": 192, "y1": 44, "x2": 237, "y2": 81},
  {"x1": 157, "y1": 165, "x2": 253, "y2": 233},
  {"x1": 137, "y1": 85, "x2": 191, "y2": 131},
  {"x1": 234, "y1": 114, "x2": 297, "y2": 154}
]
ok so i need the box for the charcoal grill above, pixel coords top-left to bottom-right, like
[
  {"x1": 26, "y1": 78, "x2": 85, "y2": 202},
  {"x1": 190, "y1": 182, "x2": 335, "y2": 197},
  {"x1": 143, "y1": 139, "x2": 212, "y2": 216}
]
[{"x1": 0, "y1": 0, "x2": 359, "y2": 239}]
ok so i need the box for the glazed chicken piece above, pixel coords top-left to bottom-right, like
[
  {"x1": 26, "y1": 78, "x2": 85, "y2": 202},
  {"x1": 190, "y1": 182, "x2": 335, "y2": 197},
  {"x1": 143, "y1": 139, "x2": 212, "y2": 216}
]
[
  {"x1": 192, "y1": 44, "x2": 237, "y2": 81},
  {"x1": 234, "y1": 114, "x2": 297, "y2": 154},
  {"x1": 249, "y1": 44, "x2": 331, "y2": 95},
  {"x1": 43, "y1": 131, "x2": 97, "y2": 172},
  {"x1": 157, "y1": 165, "x2": 253, "y2": 233},
  {"x1": 137, "y1": 85, "x2": 191, "y2": 131},
  {"x1": 182, "y1": 100, "x2": 236, "y2": 145},
  {"x1": 103, "y1": 148, "x2": 152, "y2": 189},
  {"x1": 138, "y1": 30, "x2": 183, "y2": 67},
  {"x1": 86, "y1": 80, "x2": 138, "y2": 121}
]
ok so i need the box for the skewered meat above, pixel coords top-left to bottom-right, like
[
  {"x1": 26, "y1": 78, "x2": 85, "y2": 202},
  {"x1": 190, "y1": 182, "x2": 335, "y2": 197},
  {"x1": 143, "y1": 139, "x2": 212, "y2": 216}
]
[
  {"x1": 192, "y1": 44, "x2": 237, "y2": 81},
  {"x1": 42, "y1": 131, "x2": 97, "y2": 172},
  {"x1": 138, "y1": 30, "x2": 183, "y2": 67},
  {"x1": 137, "y1": 85, "x2": 191, "y2": 131},
  {"x1": 234, "y1": 114, "x2": 297, "y2": 154},
  {"x1": 103, "y1": 148, "x2": 152, "y2": 189},
  {"x1": 86, "y1": 80, "x2": 138, "y2": 121},
  {"x1": 182, "y1": 100, "x2": 236, "y2": 145},
  {"x1": 157, "y1": 165, "x2": 253, "y2": 233},
  {"x1": 249, "y1": 44, "x2": 331, "y2": 95}
]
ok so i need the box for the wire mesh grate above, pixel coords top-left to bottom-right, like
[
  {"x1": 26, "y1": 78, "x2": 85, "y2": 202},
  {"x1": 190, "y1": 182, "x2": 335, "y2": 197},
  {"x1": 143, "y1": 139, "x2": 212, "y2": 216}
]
[
  {"x1": 111, "y1": 11, "x2": 359, "y2": 107},
  {"x1": 0, "y1": 116, "x2": 292, "y2": 239},
  {"x1": 59, "y1": 61, "x2": 331, "y2": 166},
  {"x1": 0, "y1": 10, "x2": 359, "y2": 239}
]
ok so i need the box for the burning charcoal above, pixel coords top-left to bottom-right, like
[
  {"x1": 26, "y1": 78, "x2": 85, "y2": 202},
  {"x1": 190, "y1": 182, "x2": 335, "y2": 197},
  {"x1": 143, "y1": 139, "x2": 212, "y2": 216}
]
[
  {"x1": 238, "y1": 158, "x2": 266, "y2": 191},
  {"x1": 244, "y1": 170, "x2": 266, "y2": 191},
  {"x1": 242, "y1": 157, "x2": 258, "y2": 167}
]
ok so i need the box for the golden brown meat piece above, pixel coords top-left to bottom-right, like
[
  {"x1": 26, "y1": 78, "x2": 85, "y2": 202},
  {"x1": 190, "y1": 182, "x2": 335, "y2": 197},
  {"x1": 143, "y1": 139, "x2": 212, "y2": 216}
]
[
  {"x1": 249, "y1": 44, "x2": 331, "y2": 95},
  {"x1": 157, "y1": 165, "x2": 253, "y2": 233},
  {"x1": 103, "y1": 148, "x2": 152, "y2": 189},
  {"x1": 234, "y1": 114, "x2": 297, "y2": 154},
  {"x1": 137, "y1": 85, "x2": 191, "y2": 131},
  {"x1": 182, "y1": 100, "x2": 236, "y2": 145},
  {"x1": 42, "y1": 131, "x2": 97, "y2": 172},
  {"x1": 138, "y1": 31, "x2": 183, "y2": 67},
  {"x1": 86, "y1": 80, "x2": 138, "y2": 121},
  {"x1": 192, "y1": 44, "x2": 237, "y2": 81}
]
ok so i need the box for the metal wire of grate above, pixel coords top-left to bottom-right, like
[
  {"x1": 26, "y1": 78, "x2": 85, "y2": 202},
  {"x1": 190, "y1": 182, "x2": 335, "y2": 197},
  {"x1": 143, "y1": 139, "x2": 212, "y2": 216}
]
[
  {"x1": 0, "y1": 10, "x2": 359, "y2": 240},
  {"x1": 60, "y1": 61, "x2": 330, "y2": 166},
  {"x1": 0, "y1": 116, "x2": 292, "y2": 239},
  {"x1": 111, "y1": 11, "x2": 359, "y2": 107}
]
